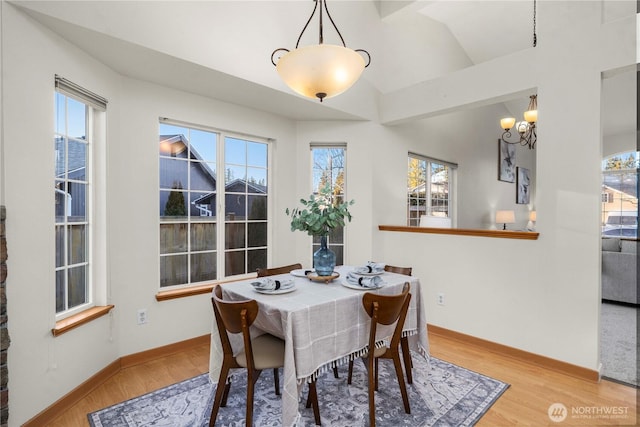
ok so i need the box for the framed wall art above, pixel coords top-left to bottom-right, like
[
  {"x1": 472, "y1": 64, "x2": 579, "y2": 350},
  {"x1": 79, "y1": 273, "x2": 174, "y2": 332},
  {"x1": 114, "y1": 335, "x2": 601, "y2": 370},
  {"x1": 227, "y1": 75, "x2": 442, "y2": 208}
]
[
  {"x1": 498, "y1": 140, "x2": 516, "y2": 183},
  {"x1": 517, "y1": 166, "x2": 531, "y2": 204}
]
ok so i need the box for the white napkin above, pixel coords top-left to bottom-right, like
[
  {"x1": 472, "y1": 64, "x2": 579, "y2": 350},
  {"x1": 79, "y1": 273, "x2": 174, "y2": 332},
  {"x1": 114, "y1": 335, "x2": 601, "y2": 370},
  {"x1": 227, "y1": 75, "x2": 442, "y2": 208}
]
[
  {"x1": 354, "y1": 261, "x2": 386, "y2": 275},
  {"x1": 251, "y1": 278, "x2": 295, "y2": 292},
  {"x1": 346, "y1": 272, "x2": 384, "y2": 288}
]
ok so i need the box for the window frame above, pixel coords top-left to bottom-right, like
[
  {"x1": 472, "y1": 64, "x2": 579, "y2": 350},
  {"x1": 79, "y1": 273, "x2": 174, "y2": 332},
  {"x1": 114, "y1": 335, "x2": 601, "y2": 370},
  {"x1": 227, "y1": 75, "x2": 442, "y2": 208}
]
[
  {"x1": 310, "y1": 143, "x2": 348, "y2": 265},
  {"x1": 54, "y1": 77, "x2": 107, "y2": 321},
  {"x1": 407, "y1": 152, "x2": 457, "y2": 227},
  {"x1": 158, "y1": 119, "x2": 271, "y2": 290}
]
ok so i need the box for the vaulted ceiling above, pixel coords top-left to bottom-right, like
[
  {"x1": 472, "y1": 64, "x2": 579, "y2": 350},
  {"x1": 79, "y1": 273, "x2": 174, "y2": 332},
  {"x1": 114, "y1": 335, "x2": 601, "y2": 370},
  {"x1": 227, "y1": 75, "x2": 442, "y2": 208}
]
[{"x1": 11, "y1": 0, "x2": 637, "y2": 134}]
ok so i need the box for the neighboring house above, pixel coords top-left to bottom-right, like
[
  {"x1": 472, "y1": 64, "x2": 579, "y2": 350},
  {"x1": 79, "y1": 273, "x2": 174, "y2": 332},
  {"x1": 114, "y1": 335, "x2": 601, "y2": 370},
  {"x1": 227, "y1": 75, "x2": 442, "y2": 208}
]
[
  {"x1": 407, "y1": 179, "x2": 450, "y2": 225},
  {"x1": 159, "y1": 134, "x2": 217, "y2": 217},
  {"x1": 54, "y1": 136, "x2": 87, "y2": 220},
  {"x1": 601, "y1": 184, "x2": 638, "y2": 223},
  {"x1": 160, "y1": 135, "x2": 267, "y2": 220}
]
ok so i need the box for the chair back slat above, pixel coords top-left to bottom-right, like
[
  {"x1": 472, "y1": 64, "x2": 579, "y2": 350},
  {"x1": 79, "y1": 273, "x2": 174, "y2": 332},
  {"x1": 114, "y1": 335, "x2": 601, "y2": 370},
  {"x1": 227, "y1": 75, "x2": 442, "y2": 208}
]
[
  {"x1": 256, "y1": 263, "x2": 302, "y2": 277},
  {"x1": 213, "y1": 287, "x2": 259, "y2": 334},
  {"x1": 363, "y1": 282, "x2": 411, "y2": 349},
  {"x1": 362, "y1": 284, "x2": 409, "y2": 325},
  {"x1": 384, "y1": 265, "x2": 412, "y2": 276}
]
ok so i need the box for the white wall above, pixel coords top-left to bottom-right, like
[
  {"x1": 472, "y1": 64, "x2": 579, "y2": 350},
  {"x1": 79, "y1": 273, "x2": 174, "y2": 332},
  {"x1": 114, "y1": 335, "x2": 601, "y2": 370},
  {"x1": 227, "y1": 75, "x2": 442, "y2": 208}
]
[
  {"x1": 112, "y1": 78, "x2": 299, "y2": 355},
  {"x1": 373, "y1": 1, "x2": 635, "y2": 372},
  {"x1": 1, "y1": 4, "x2": 300, "y2": 424}
]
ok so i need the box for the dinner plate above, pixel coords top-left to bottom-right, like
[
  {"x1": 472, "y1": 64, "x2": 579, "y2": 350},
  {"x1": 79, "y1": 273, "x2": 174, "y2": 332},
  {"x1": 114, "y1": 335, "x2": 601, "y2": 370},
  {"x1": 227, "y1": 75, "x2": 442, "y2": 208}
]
[
  {"x1": 351, "y1": 270, "x2": 385, "y2": 276},
  {"x1": 341, "y1": 280, "x2": 384, "y2": 291},
  {"x1": 290, "y1": 268, "x2": 315, "y2": 277},
  {"x1": 253, "y1": 285, "x2": 297, "y2": 295}
]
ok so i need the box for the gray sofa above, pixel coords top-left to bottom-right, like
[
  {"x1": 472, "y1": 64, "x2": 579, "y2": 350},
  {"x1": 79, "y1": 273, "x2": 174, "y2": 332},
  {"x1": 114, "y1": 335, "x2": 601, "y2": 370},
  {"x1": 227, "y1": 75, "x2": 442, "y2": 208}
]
[{"x1": 602, "y1": 238, "x2": 638, "y2": 305}]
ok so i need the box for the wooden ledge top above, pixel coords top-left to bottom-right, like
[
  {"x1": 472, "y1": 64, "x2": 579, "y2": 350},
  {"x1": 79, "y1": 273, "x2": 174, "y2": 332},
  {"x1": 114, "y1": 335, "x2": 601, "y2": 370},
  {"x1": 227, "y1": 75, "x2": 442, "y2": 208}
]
[
  {"x1": 378, "y1": 225, "x2": 539, "y2": 240},
  {"x1": 52, "y1": 305, "x2": 115, "y2": 337}
]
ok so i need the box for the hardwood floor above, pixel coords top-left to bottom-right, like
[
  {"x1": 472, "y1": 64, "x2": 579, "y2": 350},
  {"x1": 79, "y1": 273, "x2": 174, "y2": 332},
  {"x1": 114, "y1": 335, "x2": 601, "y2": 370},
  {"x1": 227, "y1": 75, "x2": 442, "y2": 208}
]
[{"x1": 47, "y1": 332, "x2": 636, "y2": 426}]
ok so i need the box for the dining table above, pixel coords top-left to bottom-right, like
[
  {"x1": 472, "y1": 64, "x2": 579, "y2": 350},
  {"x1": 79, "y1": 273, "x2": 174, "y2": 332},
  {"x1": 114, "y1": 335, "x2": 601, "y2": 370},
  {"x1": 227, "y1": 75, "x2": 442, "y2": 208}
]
[{"x1": 208, "y1": 264, "x2": 429, "y2": 427}]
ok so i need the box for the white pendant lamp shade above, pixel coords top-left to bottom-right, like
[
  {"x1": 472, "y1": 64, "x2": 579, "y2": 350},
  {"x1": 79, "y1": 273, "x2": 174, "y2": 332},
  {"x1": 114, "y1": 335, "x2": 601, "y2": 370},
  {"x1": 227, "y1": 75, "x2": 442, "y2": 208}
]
[
  {"x1": 276, "y1": 44, "x2": 365, "y2": 101},
  {"x1": 271, "y1": 0, "x2": 370, "y2": 102}
]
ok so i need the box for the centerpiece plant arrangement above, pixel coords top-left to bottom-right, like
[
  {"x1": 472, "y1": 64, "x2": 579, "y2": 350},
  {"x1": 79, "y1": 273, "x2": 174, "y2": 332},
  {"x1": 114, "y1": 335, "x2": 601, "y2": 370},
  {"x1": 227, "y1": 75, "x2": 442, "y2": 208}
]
[{"x1": 286, "y1": 185, "x2": 354, "y2": 276}]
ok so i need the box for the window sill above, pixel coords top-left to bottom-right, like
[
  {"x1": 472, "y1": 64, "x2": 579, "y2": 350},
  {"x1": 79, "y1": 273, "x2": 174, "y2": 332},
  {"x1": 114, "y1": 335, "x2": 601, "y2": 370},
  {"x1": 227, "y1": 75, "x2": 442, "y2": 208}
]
[
  {"x1": 155, "y1": 276, "x2": 257, "y2": 302},
  {"x1": 378, "y1": 225, "x2": 539, "y2": 240},
  {"x1": 52, "y1": 305, "x2": 115, "y2": 337}
]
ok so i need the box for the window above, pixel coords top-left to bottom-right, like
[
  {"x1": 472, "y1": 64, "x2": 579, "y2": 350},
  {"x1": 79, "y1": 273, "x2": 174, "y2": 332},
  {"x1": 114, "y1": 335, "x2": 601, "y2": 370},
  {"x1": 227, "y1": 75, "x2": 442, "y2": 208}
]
[
  {"x1": 601, "y1": 151, "x2": 638, "y2": 237},
  {"x1": 54, "y1": 77, "x2": 107, "y2": 316},
  {"x1": 407, "y1": 153, "x2": 456, "y2": 226},
  {"x1": 159, "y1": 121, "x2": 269, "y2": 288},
  {"x1": 311, "y1": 145, "x2": 346, "y2": 264}
]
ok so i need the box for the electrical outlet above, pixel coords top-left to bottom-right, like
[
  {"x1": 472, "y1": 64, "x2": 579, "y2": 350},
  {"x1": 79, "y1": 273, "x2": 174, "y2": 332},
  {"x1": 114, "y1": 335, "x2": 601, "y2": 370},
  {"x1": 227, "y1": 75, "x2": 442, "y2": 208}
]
[
  {"x1": 437, "y1": 293, "x2": 445, "y2": 306},
  {"x1": 137, "y1": 309, "x2": 148, "y2": 325}
]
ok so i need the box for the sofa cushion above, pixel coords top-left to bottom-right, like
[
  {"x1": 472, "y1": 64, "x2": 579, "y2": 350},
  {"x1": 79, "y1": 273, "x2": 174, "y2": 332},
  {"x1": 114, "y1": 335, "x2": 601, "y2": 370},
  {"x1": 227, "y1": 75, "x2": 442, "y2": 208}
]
[
  {"x1": 602, "y1": 238, "x2": 621, "y2": 252},
  {"x1": 620, "y1": 240, "x2": 638, "y2": 254}
]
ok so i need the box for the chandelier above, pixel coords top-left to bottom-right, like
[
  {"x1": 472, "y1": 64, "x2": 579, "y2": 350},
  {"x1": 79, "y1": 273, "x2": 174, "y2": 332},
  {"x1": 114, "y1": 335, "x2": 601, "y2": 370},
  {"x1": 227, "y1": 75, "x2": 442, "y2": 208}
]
[
  {"x1": 499, "y1": 94, "x2": 538, "y2": 149},
  {"x1": 498, "y1": 0, "x2": 538, "y2": 149},
  {"x1": 270, "y1": 0, "x2": 371, "y2": 102}
]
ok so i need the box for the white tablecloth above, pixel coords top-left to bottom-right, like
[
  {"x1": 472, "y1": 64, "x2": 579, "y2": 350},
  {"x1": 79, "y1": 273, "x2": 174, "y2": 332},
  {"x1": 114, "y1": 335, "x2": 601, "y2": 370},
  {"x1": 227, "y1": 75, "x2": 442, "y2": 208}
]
[{"x1": 208, "y1": 265, "x2": 429, "y2": 427}]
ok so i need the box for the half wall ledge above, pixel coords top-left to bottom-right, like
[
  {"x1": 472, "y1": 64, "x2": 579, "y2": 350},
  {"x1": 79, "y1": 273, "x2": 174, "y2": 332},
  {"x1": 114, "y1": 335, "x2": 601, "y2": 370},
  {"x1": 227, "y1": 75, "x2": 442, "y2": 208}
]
[{"x1": 378, "y1": 225, "x2": 539, "y2": 240}]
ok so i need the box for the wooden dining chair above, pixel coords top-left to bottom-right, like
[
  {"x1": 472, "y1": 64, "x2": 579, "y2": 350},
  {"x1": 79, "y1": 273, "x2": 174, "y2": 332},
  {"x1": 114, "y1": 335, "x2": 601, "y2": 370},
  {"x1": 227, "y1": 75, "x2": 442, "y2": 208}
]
[
  {"x1": 210, "y1": 285, "x2": 320, "y2": 426},
  {"x1": 383, "y1": 265, "x2": 414, "y2": 385},
  {"x1": 347, "y1": 282, "x2": 412, "y2": 427},
  {"x1": 256, "y1": 263, "x2": 302, "y2": 277}
]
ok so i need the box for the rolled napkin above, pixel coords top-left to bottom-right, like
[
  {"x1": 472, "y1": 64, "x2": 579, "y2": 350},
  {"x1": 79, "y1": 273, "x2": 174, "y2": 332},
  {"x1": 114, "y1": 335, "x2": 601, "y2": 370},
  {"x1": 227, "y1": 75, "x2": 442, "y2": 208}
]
[
  {"x1": 251, "y1": 278, "x2": 295, "y2": 292},
  {"x1": 353, "y1": 261, "x2": 386, "y2": 275},
  {"x1": 346, "y1": 272, "x2": 384, "y2": 288}
]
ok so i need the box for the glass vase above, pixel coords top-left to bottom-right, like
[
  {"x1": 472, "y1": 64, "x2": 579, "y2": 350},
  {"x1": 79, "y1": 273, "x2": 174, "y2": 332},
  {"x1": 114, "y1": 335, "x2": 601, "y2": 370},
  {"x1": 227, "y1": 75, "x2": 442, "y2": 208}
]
[{"x1": 313, "y1": 235, "x2": 336, "y2": 276}]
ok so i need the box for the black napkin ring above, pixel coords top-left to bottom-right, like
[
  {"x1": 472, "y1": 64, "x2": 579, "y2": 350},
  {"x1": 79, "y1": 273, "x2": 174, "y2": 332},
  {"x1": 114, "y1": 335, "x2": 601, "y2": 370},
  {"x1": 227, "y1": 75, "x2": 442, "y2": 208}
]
[
  {"x1": 358, "y1": 277, "x2": 364, "y2": 285},
  {"x1": 304, "y1": 270, "x2": 312, "y2": 275},
  {"x1": 366, "y1": 265, "x2": 373, "y2": 273},
  {"x1": 274, "y1": 280, "x2": 281, "y2": 290}
]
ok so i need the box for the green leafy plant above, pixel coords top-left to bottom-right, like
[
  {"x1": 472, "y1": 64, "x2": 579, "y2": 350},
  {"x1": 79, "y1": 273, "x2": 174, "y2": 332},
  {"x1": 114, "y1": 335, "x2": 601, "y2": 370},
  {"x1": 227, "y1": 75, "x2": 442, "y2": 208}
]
[{"x1": 286, "y1": 185, "x2": 354, "y2": 237}]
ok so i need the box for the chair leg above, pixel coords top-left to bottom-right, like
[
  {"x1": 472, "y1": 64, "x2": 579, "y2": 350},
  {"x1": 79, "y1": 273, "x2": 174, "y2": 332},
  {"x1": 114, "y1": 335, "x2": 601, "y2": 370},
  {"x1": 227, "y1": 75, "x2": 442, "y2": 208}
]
[
  {"x1": 392, "y1": 354, "x2": 411, "y2": 414},
  {"x1": 210, "y1": 365, "x2": 231, "y2": 426},
  {"x1": 374, "y1": 358, "x2": 379, "y2": 391},
  {"x1": 400, "y1": 336, "x2": 413, "y2": 384},
  {"x1": 273, "y1": 368, "x2": 280, "y2": 396},
  {"x1": 333, "y1": 366, "x2": 340, "y2": 378},
  {"x1": 367, "y1": 357, "x2": 376, "y2": 427},
  {"x1": 220, "y1": 382, "x2": 231, "y2": 407},
  {"x1": 347, "y1": 360, "x2": 354, "y2": 384},
  {"x1": 246, "y1": 369, "x2": 260, "y2": 427},
  {"x1": 307, "y1": 380, "x2": 321, "y2": 425}
]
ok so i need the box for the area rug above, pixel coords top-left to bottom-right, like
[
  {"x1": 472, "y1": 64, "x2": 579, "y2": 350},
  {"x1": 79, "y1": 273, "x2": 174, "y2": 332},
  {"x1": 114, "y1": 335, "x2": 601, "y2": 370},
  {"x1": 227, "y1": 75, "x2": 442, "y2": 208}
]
[
  {"x1": 600, "y1": 302, "x2": 639, "y2": 387},
  {"x1": 88, "y1": 354, "x2": 509, "y2": 426}
]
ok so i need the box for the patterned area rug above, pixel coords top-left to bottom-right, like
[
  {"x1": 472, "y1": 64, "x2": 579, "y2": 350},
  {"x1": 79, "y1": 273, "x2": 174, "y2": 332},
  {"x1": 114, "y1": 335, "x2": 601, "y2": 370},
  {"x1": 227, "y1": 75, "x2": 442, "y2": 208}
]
[{"x1": 88, "y1": 354, "x2": 508, "y2": 426}]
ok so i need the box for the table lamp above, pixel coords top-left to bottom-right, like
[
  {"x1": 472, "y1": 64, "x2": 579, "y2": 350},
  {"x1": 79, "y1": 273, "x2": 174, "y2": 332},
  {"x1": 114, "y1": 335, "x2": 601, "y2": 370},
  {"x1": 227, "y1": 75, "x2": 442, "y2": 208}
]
[{"x1": 496, "y1": 210, "x2": 516, "y2": 230}]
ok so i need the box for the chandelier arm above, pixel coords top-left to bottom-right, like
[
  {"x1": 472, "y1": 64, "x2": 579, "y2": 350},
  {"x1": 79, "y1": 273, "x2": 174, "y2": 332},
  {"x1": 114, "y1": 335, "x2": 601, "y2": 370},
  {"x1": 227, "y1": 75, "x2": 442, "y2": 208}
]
[
  {"x1": 500, "y1": 130, "x2": 515, "y2": 144},
  {"x1": 270, "y1": 48, "x2": 290, "y2": 66},
  {"x1": 323, "y1": 0, "x2": 347, "y2": 47},
  {"x1": 355, "y1": 49, "x2": 372, "y2": 67},
  {"x1": 295, "y1": 0, "x2": 320, "y2": 49}
]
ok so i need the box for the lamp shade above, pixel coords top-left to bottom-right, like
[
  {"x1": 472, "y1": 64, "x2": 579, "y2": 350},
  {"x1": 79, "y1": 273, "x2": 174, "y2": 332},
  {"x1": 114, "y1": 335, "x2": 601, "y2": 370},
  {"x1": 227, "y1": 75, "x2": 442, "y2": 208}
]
[
  {"x1": 276, "y1": 44, "x2": 366, "y2": 101},
  {"x1": 500, "y1": 117, "x2": 516, "y2": 130},
  {"x1": 496, "y1": 210, "x2": 516, "y2": 224},
  {"x1": 529, "y1": 211, "x2": 537, "y2": 221}
]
